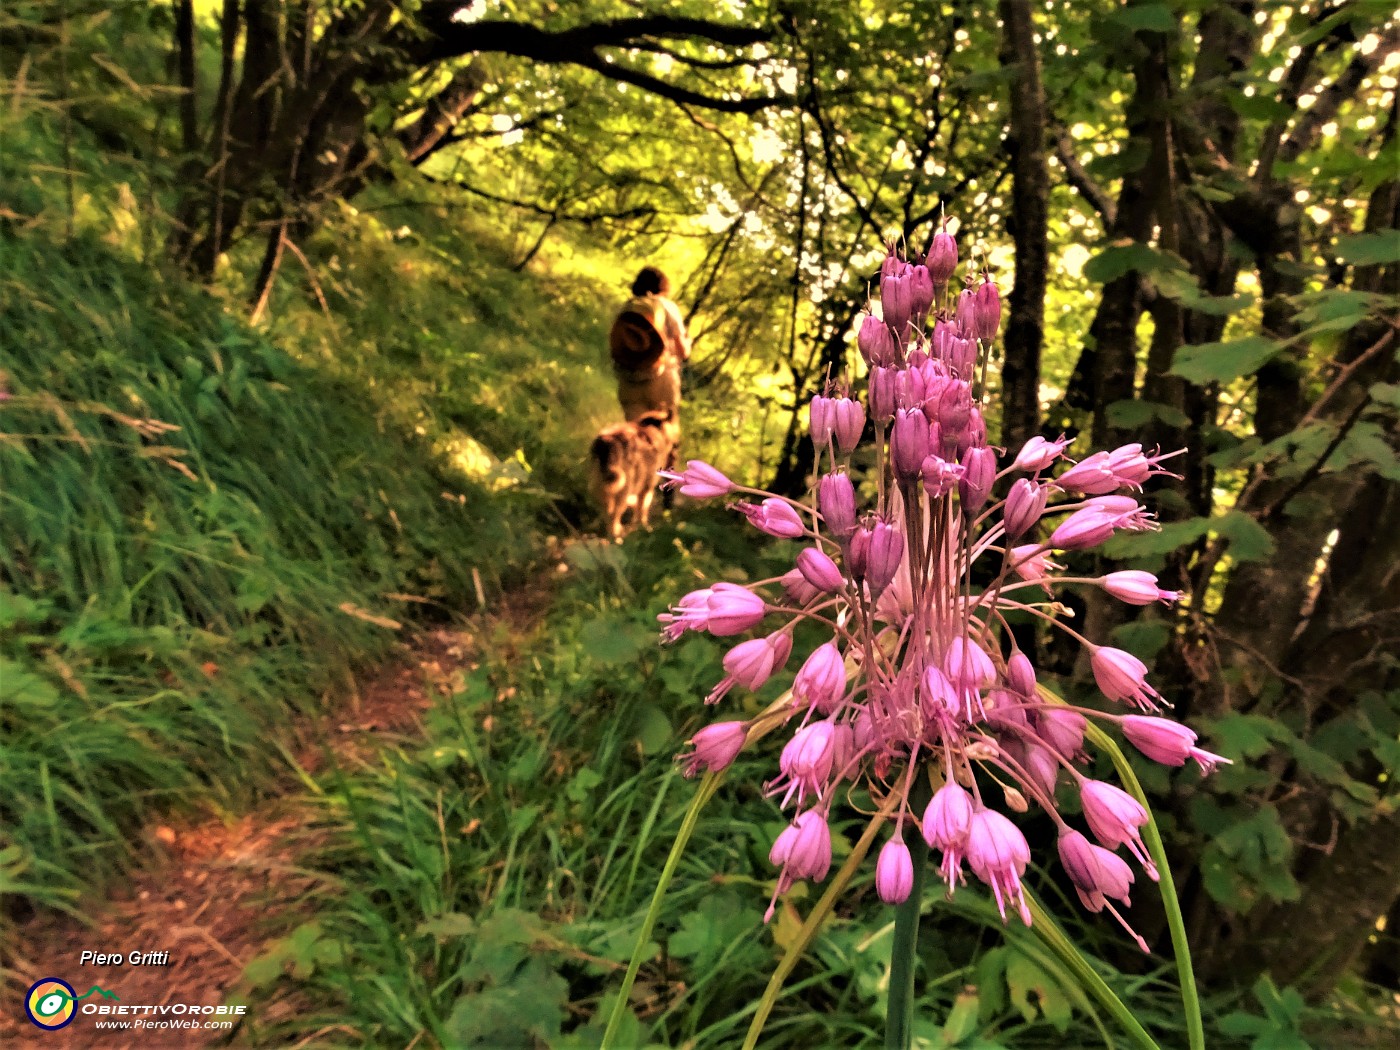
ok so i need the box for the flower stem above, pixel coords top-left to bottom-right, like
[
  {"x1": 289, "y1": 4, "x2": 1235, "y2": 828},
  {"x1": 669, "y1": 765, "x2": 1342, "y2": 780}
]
[
  {"x1": 884, "y1": 847, "x2": 927, "y2": 1050},
  {"x1": 600, "y1": 770, "x2": 723, "y2": 1050},
  {"x1": 1082, "y1": 718, "x2": 1206, "y2": 1050},
  {"x1": 885, "y1": 775, "x2": 931, "y2": 1050}
]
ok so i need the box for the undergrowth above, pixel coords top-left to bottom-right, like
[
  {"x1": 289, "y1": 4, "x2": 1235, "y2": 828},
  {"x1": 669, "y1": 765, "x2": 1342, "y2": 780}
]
[{"x1": 0, "y1": 229, "x2": 537, "y2": 929}]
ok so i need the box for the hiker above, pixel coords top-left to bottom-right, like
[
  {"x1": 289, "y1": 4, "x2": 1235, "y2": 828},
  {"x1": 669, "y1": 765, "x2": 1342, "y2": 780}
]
[{"x1": 609, "y1": 266, "x2": 691, "y2": 423}]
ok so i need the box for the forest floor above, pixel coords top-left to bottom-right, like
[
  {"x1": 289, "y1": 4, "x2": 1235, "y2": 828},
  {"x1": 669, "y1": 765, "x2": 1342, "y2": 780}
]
[{"x1": 1, "y1": 581, "x2": 558, "y2": 1049}]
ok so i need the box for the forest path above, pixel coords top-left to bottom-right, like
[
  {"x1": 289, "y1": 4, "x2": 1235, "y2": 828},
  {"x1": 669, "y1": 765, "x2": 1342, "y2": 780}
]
[{"x1": 1, "y1": 579, "x2": 559, "y2": 1049}]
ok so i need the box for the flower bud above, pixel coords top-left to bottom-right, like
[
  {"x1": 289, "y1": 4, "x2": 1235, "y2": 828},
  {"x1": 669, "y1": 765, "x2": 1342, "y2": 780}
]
[
  {"x1": 784, "y1": 809, "x2": 832, "y2": 881},
  {"x1": 958, "y1": 446, "x2": 997, "y2": 511},
  {"x1": 832, "y1": 397, "x2": 865, "y2": 453},
  {"x1": 949, "y1": 335, "x2": 978, "y2": 378},
  {"x1": 926, "y1": 226, "x2": 958, "y2": 285},
  {"x1": 1079, "y1": 780, "x2": 1156, "y2": 878},
  {"x1": 868, "y1": 366, "x2": 898, "y2": 423},
  {"x1": 704, "y1": 583, "x2": 768, "y2": 636},
  {"x1": 1006, "y1": 650, "x2": 1038, "y2": 696},
  {"x1": 857, "y1": 312, "x2": 897, "y2": 367},
  {"x1": 780, "y1": 567, "x2": 821, "y2": 605},
  {"x1": 882, "y1": 269, "x2": 913, "y2": 332},
  {"x1": 818, "y1": 472, "x2": 857, "y2": 537},
  {"x1": 797, "y1": 547, "x2": 844, "y2": 593},
  {"x1": 1011, "y1": 435, "x2": 1069, "y2": 473},
  {"x1": 974, "y1": 279, "x2": 1002, "y2": 342},
  {"x1": 909, "y1": 265, "x2": 934, "y2": 322},
  {"x1": 955, "y1": 287, "x2": 978, "y2": 333},
  {"x1": 921, "y1": 454, "x2": 964, "y2": 498},
  {"x1": 876, "y1": 837, "x2": 916, "y2": 904},
  {"x1": 1003, "y1": 479, "x2": 1048, "y2": 539},
  {"x1": 737, "y1": 498, "x2": 807, "y2": 539},
  {"x1": 922, "y1": 781, "x2": 974, "y2": 850},
  {"x1": 1022, "y1": 744, "x2": 1060, "y2": 797},
  {"x1": 891, "y1": 408, "x2": 931, "y2": 482},
  {"x1": 1048, "y1": 508, "x2": 1118, "y2": 550},
  {"x1": 1120, "y1": 715, "x2": 1229, "y2": 774},
  {"x1": 1089, "y1": 646, "x2": 1162, "y2": 710},
  {"x1": 946, "y1": 635, "x2": 997, "y2": 690},
  {"x1": 1053, "y1": 451, "x2": 1118, "y2": 495},
  {"x1": 847, "y1": 524, "x2": 872, "y2": 578},
  {"x1": 1101, "y1": 570, "x2": 1180, "y2": 606},
  {"x1": 1058, "y1": 827, "x2": 1135, "y2": 913},
  {"x1": 864, "y1": 519, "x2": 904, "y2": 598},
  {"x1": 1036, "y1": 706, "x2": 1086, "y2": 759},
  {"x1": 809, "y1": 395, "x2": 834, "y2": 447},
  {"x1": 895, "y1": 366, "x2": 927, "y2": 409},
  {"x1": 932, "y1": 378, "x2": 972, "y2": 436},
  {"x1": 794, "y1": 642, "x2": 847, "y2": 714},
  {"x1": 722, "y1": 632, "x2": 793, "y2": 691},
  {"x1": 661, "y1": 460, "x2": 734, "y2": 498},
  {"x1": 681, "y1": 721, "x2": 747, "y2": 777}
]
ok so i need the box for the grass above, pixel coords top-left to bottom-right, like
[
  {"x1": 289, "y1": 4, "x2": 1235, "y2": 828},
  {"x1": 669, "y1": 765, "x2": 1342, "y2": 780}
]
[{"x1": 0, "y1": 227, "x2": 538, "y2": 931}]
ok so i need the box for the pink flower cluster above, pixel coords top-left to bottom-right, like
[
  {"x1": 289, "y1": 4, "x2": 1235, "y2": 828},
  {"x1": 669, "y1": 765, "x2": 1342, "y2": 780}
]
[{"x1": 660, "y1": 226, "x2": 1224, "y2": 948}]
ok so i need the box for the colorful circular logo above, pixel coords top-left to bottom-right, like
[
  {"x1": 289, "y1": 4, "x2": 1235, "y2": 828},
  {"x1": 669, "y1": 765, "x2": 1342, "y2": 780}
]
[{"x1": 25, "y1": 978, "x2": 77, "y2": 1030}]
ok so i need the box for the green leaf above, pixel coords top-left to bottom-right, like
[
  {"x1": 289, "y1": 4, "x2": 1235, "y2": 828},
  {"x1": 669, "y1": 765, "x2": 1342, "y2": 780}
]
[
  {"x1": 1104, "y1": 398, "x2": 1191, "y2": 429},
  {"x1": 579, "y1": 615, "x2": 645, "y2": 667},
  {"x1": 416, "y1": 912, "x2": 476, "y2": 939},
  {"x1": 1213, "y1": 510, "x2": 1275, "y2": 562},
  {"x1": 1109, "y1": 3, "x2": 1175, "y2": 32},
  {"x1": 669, "y1": 892, "x2": 758, "y2": 972},
  {"x1": 1335, "y1": 231, "x2": 1400, "y2": 266},
  {"x1": 1210, "y1": 714, "x2": 1284, "y2": 760},
  {"x1": 1083, "y1": 241, "x2": 1184, "y2": 284},
  {"x1": 1006, "y1": 952, "x2": 1072, "y2": 1031},
  {"x1": 1170, "y1": 336, "x2": 1282, "y2": 384},
  {"x1": 0, "y1": 657, "x2": 60, "y2": 707},
  {"x1": 628, "y1": 703, "x2": 673, "y2": 756},
  {"x1": 939, "y1": 988, "x2": 982, "y2": 1045}
]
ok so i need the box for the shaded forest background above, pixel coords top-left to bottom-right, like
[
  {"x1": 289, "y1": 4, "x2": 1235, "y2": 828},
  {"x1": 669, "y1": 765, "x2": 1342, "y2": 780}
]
[{"x1": 1, "y1": 0, "x2": 1398, "y2": 1046}]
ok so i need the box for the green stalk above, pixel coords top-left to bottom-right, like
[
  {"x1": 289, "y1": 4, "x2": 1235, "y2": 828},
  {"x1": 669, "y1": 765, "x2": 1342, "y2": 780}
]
[
  {"x1": 1082, "y1": 719, "x2": 1206, "y2": 1050},
  {"x1": 884, "y1": 847, "x2": 928, "y2": 1050},
  {"x1": 1024, "y1": 892, "x2": 1161, "y2": 1050},
  {"x1": 599, "y1": 769, "x2": 724, "y2": 1050},
  {"x1": 885, "y1": 776, "x2": 932, "y2": 1050}
]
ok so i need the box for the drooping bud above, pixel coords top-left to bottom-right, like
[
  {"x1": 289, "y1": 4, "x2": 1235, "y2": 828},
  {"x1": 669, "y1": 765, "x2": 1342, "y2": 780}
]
[
  {"x1": 1089, "y1": 646, "x2": 1162, "y2": 711},
  {"x1": 1101, "y1": 570, "x2": 1181, "y2": 606},
  {"x1": 1120, "y1": 715, "x2": 1230, "y2": 775},
  {"x1": 958, "y1": 445, "x2": 997, "y2": 511},
  {"x1": 973, "y1": 279, "x2": 1002, "y2": 342},
  {"x1": 864, "y1": 519, "x2": 904, "y2": 598},
  {"x1": 797, "y1": 547, "x2": 845, "y2": 594},
  {"x1": 660, "y1": 460, "x2": 734, "y2": 498},
  {"x1": 955, "y1": 287, "x2": 978, "y2": 334},
  {"x1": 868, "y1": 366, "x2": 898, "y2": 423},
  {"x1": 793, "y1": 641, "x2": 847, "y2": 715},
  {"x1": 831, "y1": 397, "x2": 866, "y2": 453},
  {"x1": 921, "y1": 454, "x2": 964, "y2": 498},
  {"x1": 809, "y1": 395, "x2": 834, "y2": 448},
  {"x1": 908, "y1": 265, "x2": 934, "y2": 323},
  {"x1": 857, "y1": 312, "x2": 897, "y2": 367},
  {"x1": 1012, "y1": 435, "x2": 1071, "y2": 473},
  {"x1": 881, "y1": 268, "x2": 913, "y2": 332},
  {"x1": 876, "y1": 837, "x2": 916, "y2": 904},
  {"x1": 1036, "y1": 706, "x2": 1086, "y2": 759},
  {"x1": 736, "y1": 498, "x2": 807, "y2": 539},
  {"x1": 891, "y1": 408, "x2": 931, "y2": 482},
  {"x1": 1006, "y1": 650, "x2": 1038, "y2": 697},
  {"x1": 720, "y1": 632, "x2": 793, "y2": 693},
  {"x1": 1053, "y1": 451, "x2": 1118, "y2": 495},
  {"x1": 681, "y1": 721, "x2": 748, "y2": 777},
  {"x1": 780, "y1": 567, "x2": 821, "y2": 606},
  {"x1": 1003, "y1": 479, "x2": 1048, "y2": 539},
  {"x1": 926, "y1": 225, "x2": 958, "y2": 285},
  {"x1": 895, "y1": 366, "x2": 927, "y2": 409},
  {"x1": 818, "y1": 472, "x2": 857, "y2": 537},
  {"x1": 1048, "y1": 508, "x2": 1119, "y2": 550},
  {"x1": 1079, "y1": 780, "x2": 1157, "y2": 878}
]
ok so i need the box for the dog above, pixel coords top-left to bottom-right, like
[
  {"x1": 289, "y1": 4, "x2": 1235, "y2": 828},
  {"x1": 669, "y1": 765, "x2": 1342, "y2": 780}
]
[{"x1": 590, "y1": 409, "x2": 680, "y2": 541}]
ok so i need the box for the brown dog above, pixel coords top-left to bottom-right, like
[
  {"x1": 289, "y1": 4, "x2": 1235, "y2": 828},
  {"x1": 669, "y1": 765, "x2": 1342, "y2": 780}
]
[{"x1": 590, "y1": 409, "x2": 679, "y2": 541}]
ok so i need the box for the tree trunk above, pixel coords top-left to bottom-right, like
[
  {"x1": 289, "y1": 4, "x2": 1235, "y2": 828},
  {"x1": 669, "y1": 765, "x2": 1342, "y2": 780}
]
[{"x1": 995, "y1": 0, "x2": 1049, "y2": 455}]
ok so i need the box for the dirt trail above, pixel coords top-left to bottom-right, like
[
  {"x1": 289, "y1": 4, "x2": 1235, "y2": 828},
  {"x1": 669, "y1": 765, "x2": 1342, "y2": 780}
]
[{"x1": 1, "y1": 582, "x2": 553, "y2": 1049}]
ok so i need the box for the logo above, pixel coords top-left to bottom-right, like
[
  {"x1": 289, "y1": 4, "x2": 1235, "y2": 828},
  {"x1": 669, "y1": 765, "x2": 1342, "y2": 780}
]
[{"x1": 25, "y1": 978, "x2": 119, "y2": 1031}]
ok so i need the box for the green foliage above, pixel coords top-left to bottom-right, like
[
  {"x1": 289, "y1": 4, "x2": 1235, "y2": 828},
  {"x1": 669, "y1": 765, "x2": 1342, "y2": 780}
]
[{"x1": 0, "y1": 229, "x2": 531, "y2": 919}]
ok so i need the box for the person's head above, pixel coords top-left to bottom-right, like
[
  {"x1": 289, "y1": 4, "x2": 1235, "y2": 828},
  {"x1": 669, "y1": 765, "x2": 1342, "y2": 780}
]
[{"x1": 631, "y1": 266, "x2": 671, "y2": 297}]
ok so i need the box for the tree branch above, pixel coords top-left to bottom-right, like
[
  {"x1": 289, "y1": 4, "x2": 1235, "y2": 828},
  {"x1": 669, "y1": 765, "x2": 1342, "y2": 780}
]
[{"x1": 404, "y1": 11, "x2": 783, "y2": 114}]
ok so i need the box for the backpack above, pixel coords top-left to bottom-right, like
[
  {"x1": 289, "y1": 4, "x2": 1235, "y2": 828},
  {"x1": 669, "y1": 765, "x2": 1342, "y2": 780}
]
[{"x1": 609, "y1": 295, "x2": 668, "y2": 375}]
